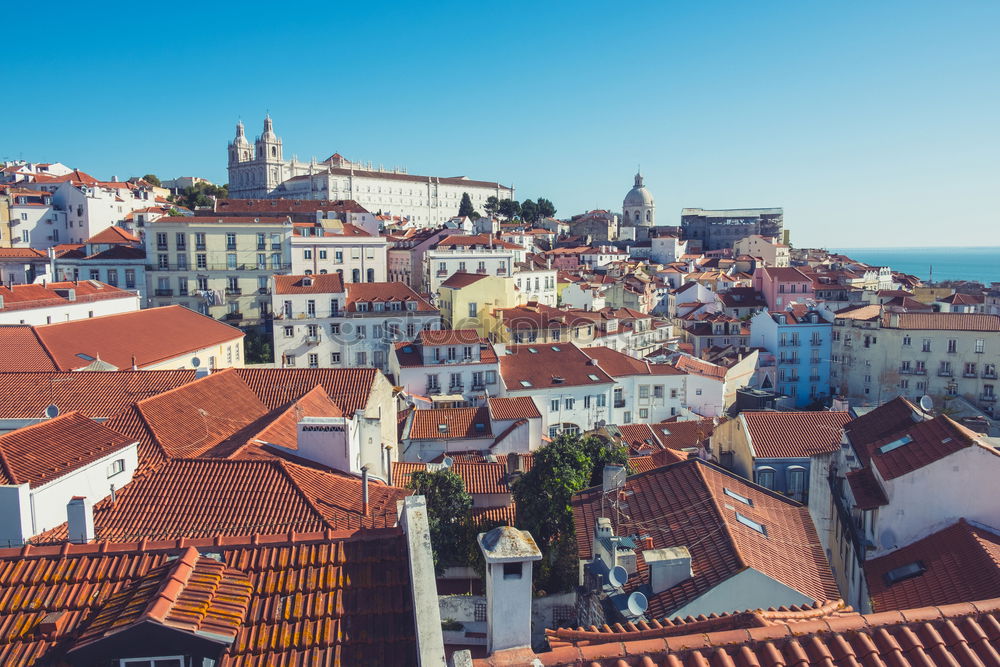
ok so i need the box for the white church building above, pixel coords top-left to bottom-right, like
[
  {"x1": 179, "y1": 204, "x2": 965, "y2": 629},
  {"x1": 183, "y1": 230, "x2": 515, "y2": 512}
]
[{"x1": 227, "y1": 117, "x2": 514, "y2": 227}]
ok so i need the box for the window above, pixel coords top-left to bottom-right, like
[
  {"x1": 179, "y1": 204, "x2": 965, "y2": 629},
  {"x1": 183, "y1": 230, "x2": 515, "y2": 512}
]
[
  {"x1": 755, "y1": 467, "x2": 775, "y2": 489},
  {"x1": 331, "y1": 352, "x2": 341, "y2": 364},
  {"x1": 596, "y1": 394, "x2": 606, "y2": 407},
  {"x1": 787, "y1": 466, "x2": 807, "y2": 497},
  {"x1": 550, "y1": 399, "x2": 560, "y2": 412},
  {"x1": 639, "y1": 408, "x2": 649, "y2": 419},
  {"x1": 695, "y1": 389, "x2": 702, "y2": 396},
  {"x1": 902, "y1": 335, "x2": 911, "y2": 346},
  {"x1": 308, "y1": 353, "x2": 318, "y2": 368},
  {"x1": 283, "y1": 326, "x2": 294, "y2": 338},
  {"x1": 227, "y1": 253, "x2": 237, "y2": 269},
  {"x1": 584, "y1": 396, "x2": 592, "y2": 408},
  {"x1": 156, "y1": 232, "x2": 168, "y2": 250},
  {"x1": 304, "y1": 249, "x2": 313, "y2": 260},
  {"x1": 226, "y1": 232, "x2": 237, "y2": 250},
  {"x1": 356, "y1": 351, "x2": 367, "y2": 365},
  {"x1": 125, "y1": 270, "x2": 136, "y2": 289},
  {"x1": 257, "y1": 232, "x2": 266, "y2": 250},
  {"x1": 724, "y1": 487, "x2": 753, "y2": 506},
  {"x1": 119, "y1": 658, "x2": 184, "y2": 667},
  {"x1": 485, "y1": 370, "x2": 497, "y2": 384},
  {"x1": 319, "y1": 250, "x2": 327, "y2": 259},
  {"x1": 735, "y1": 512, "x2": 767, "y2": 535},
  {"x1": 653, "y1": 385, "x2": 664, "y2": 398},
  {"x1": 356, "y1": 325, "x2": 366, "y2": 338},
  {"x1": 883, "y1": 561, "x2": 926, "y2": 586},
  {"x1": 107, "y1": 458, "x2": 125, "y2": 477},
  {"x1": 307, "y1": 299, "x2": 316, "y2": 317},
  {"x1": 565, "y1": 397, "x2": 574, "y2": 409},
  {"x1": 639, "y1": 385, "x2": 650, "y2": 399},
  {"x1": 197, "y1": 254, "x2": 207, "y2": 269},
  {"x1": 307, "y1": 324, "x2": 318, "y2": 337},
  {"x1": 947, "y1": 338, "x2": 957, "y2": 353},
  {"x1": 623, "y1": 411, "x2": 631, "y2": 422},
  {"x1": 976, "y1": 338, "x2": 985, "y2": 353},
  {"x1": 469, "y1": 302, "x2": 478, "y2": 318},
  {"x1": 158, "y1": 254, "x2": 169, "y2": 269},
  {"x1": 503, "y1": 562, "x2": 522, "y2": 579}
]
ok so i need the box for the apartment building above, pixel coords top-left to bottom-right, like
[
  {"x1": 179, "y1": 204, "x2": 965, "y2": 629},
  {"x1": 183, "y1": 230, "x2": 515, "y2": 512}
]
[
  {"x1": 289, "y1": 223, "x2": 388, "y2": 282},
  {"x1": 750, "y1": 306, "x2": 832, "y2": 408},
  {"x1": 272, "y1": 274, "x2": 439, "y2": 372},
  {"x1": 389, "y1": 329, "x2": 502, "y2": 407},
  {"x1": 145, "y1": 215, "x2": 292, "y2": 326},
  {"x1": 424, "y1": 234, "x2": 524, "y2": 294},
  {"x1": 830, "y1": 308, "x2": 1000, "y2": 416}
]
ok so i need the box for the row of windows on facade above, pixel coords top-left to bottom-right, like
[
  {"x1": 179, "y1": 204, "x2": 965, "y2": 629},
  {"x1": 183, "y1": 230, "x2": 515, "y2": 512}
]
[
  {"x1": 281, "y1": 298, "x2": 421, "y2": 318},
  {"x1": 157, "y1": 253, "x2": 283, "y2": 271},
  {"x1": 283, "y1": 350, "x2": 385, "y2": 368},
  {"x1": 64, "y1": 268, "x2": 137, "y2": 289},
  {"x1": 155, "y1": 232, "x2": 283, "y2": 252},
  {"x1": 436, "y1": 261, "x2": 507, "y2": 275},
  {"x1": 515, "y1": 276, "x2": 556, "y2": 290},
  {"x1": 835, "y1": 332, "x2": 989, "y2": 354},
  {"x1": 511, "y1": 326, "x2": 594, "y2": 343},
  {"x1": 779, "y1": 334, "x2": 825, "y2": 346},
  {"x1": 425, "y1": 370, "x2": 499, "y2": 390},
  {"x1": 282, "y1": 320, "x2": 433, "y2": 340}
]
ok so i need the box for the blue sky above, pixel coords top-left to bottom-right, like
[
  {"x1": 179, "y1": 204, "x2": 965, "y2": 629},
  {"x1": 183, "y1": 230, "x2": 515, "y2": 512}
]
[{"x1": 4, "y1": 1, "x2": 998, "y2": 248}]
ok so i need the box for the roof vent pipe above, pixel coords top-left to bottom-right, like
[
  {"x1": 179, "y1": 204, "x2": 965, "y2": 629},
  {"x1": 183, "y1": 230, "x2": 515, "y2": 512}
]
[{"x1": 361, "y1": 465, "x2": 369, "y2": 517}]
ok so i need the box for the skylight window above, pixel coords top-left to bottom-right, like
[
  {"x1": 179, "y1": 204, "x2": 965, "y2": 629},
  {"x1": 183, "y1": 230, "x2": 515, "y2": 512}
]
[
  {"x1": 878, "y1": 434, "x2": 913, "y2": 455},
  {"x1": 520, "y1": 380, "x2": 533, "y2": 387},
  {"x1": 735, "y1": 512, "x2": 766, "y2": 535},
  {"x1": 724, "y1": 488, "x2": 753, "y2": 506},
  {"x1": 588, "y1": 374, "x2": 601, "y2": 381},
  {"x1": 75, "y1": 353, "x2": 95, "y2": 361},
  {"x1": 527, "y1": 348, "x2": 538, "y2": 354},
  {"x1": 883, "y1": 561, "x2": 926, "y2": 586},
  {"x1": 551, "y1": 346, "x2": 561, "y2": 351},
  {"x1": 438, "y1": 424, "x2": 449, "y2": 433}
]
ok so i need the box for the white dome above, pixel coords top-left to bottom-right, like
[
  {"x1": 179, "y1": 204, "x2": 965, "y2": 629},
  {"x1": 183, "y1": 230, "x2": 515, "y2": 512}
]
[{"x1": 624, "y1": 172, "x2": 653, "y2": 207}]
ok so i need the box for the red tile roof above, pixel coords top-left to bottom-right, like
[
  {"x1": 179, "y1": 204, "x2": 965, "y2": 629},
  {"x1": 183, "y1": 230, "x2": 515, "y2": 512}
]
[
  {"x1": 583, "y1": 346, "x2": 685, "y2": 377},
  {"x1": 418, "y1": 328, "x2": 483, "y2": 346},
  {"x1": 85, "y1": 225, "x2": 140, "y2": 244},
  {"x1": 273, "y1": 273, "x2": 345, "y2": 294},
  {"x1": 0, "y1": 248, "x2": 47, "y2": 259},
  {"x1": 0, "y1": 412, "x2": 134, "y2": 488},
  {"x1": 234, "y1": 367, "x2": 379, "y2": 413},
  {"x1": 35, "y1": 458, "x2": 409, "y2": 543},
  {"x1": 616, "y1": 423, "x2": 698, "y2": 459},
  {"x1": 571, "y1": 459, "x2": 838, "y2": 619},
  {"x1": 496, "y1": 598, "x2": 1000, "y2": 666},
  {"x1": 846, "y1": 465, "x2": 888, "y2": 510},
  {"x1": 0, "y1": 327, "x2": 58, "y2": 371},
  {"x1": 844, "y1": 397, "x2": 922, "y2": 464},
  {"x1": 488, "y1": 396, "x2": 542, "y2": 421},
  {"x1": 0, "y1": 370, "x2": 196, "y2": 419},
  {"x1": 214, "y1": 197, "x2": 371, "y2": 215},
  {"x1": 436, "y1": 233, "x2": 522, "y2": 250},
  {"x1": 0, "y1": 528, "x2": 417, "y2": 665},
  {"x1": 394, "y1": 459, "x2": 525, "y2": 495},
  {"x1": 759, "y1": 266, "x2": 813, "y2": 282},
  {"x1": 741, "y1": 411, "x2": 851, "y2": 459},
  {"x1": 867, "y1": 415, "x2": 993, "y2": 481},
  {"x1": 409, "y1": 407, "x2": 492, "y2": 440},
  {"x1": 17, "y1": 306, "x2": 243, "y2": 371},
  {"x1": 672, "y1": 355, "x2": 726, "y2": 379},
  {"x1": 440, "y1": 272, "x2": 489, "y2": 289},
  {"x1": 0, "y1": 280, "x2": 135, "y2": 312},
  {"x1": 500, "y1": 343, "x2": 614, "y2": 389},
  {"x1": 866, "y1": 520, "x2": 1000, "y2": 612},
  {"x1": 72, "y1": 545, "x2": 252, "y2": 650},
  {"x1": 230, "y1": 384, "x2": 343, "y2": 458},
  {"x1": 882, "y1": 312, "x2": 1000, "y2": 331},
  {"x1": 346, "y1": 281, "x2": 436, "y2": 311}
]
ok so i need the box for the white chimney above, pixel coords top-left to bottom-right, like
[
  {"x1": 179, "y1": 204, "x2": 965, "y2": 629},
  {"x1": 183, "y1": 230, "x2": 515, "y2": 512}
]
[
  {"x1": 477, "y1": 526, "x2": 542, "y2": 654},
  {"x1": 67, "y1": 496, "x2": 94, "y2": 543},
  {"x1": 643, "y1": 547, "x2": 692, "y2": 594}
]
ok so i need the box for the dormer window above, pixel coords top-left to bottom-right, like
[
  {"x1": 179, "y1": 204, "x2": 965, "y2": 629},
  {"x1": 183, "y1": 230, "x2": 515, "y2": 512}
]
[{"x1": 357, "y1": 302, "x2": 369, "y2": 312}]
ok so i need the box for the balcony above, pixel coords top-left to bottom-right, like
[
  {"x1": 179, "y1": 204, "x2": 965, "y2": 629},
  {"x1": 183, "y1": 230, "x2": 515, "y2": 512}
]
[
  {"x1": 226, "y1": 288, "x2": 243, "y2": 296},
  {"x1": 613, "y1": 399, "x2": 626, "y2": 408},
  {"x1": 472, "y1": 383, "x2": 485, "y2": 391},
  {"x1": 964, "y1": 371, "x2": 978, "y2": 378},
  {"x1": 937, "y1": 370, "x2": 954, "y2": 377},
  {"x1": 257, "y1": 244, "x2": 267, "y2": 251},
  {"x1": 156, "y1": 245, "x2": 168, "y2": 252},
  {"x1": 984, "y1": 372, "x2": 998, "y2": 380},
  {"x1": 914, "y1": 368, "x2": 927, "y2": 375},
  {"x1": 258, "y1": 287, "x2": 271, "y2": 295},
  {"x1": 810, "y1": 339, "x2": 822, "y2": 347},
  {"x1": 899, "y1": 368, "x2": 912, "y2": 375},
  {"x1": 980, "y1": 394, "x2": 998, "y2": 403},
  {"x1": 154, "y1": 289, "x2": 173, "y2": 296},
  {"x1": 305, "y1": 335, "x2": 321, "y2": 346},
  {"x1": 223, "y1": 312, "x2": 243, "y2": 321},
  {"x1": 449, "y1": 385, "x2": 464, "y2": 393},
  {"x1": 196, "y1": 244, "x2": 207, "y2": 251}
]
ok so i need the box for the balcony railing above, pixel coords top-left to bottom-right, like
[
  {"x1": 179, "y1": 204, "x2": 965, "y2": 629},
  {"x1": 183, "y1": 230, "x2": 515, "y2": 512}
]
[
  {"x1": 225, "y1": 288, "x2": 242, "y2": 296},
  {"x1": 305, "y1": 335, "x2": 321, "y2": 346},
  {"x1": 613, "y1": 399, "x2": 626, "y2": 408},
  {"x1": 914, "y1": 368, "x2": 927, "y2": 375},
  {"x1": 149, "y1": 263, "x2": 292, "y2": 272},
  {"x1": 809, "y1": 375, "x2": 821, "y2": 382},
  {"x1": 964, "y1": 371, "x2": 978, "y2": 378},
  {"x1": 984, "y1": 372, "x2": 998, "y2": 380},
  {"x1": 938, "y1": 369, "x2": 954, "y2": 377},
  {"x1": 258, "y1": 287, "x2": 271, "y2": 295},
  {"x1": 223, "y1": 312, "x2": 243, "y2": 321},
  {"x1": 154, "y1": 289, "x2": 173, "y2": 296},
  {"x1": 981, "y1": 394, "x2": 998, "y2": 402},
  {"x1": 449, "y1": 385, "x2": 464, "y2": 393}
]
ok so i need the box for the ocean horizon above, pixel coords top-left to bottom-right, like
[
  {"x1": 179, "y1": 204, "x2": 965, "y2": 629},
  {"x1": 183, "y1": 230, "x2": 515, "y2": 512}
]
[{"x1": 831, "y1": 246, "x2": 1000, "y2": 285}]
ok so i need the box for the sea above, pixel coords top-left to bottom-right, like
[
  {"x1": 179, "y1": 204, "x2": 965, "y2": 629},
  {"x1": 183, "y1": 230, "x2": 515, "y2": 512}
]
[{"x1": 832, "y1": 247, "x2": 1000, "y2": 285}]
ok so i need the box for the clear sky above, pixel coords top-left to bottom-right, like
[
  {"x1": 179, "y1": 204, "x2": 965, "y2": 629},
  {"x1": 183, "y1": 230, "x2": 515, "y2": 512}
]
[{"x1": 5, "y1": 1, "x2": 998, "y2": 248}]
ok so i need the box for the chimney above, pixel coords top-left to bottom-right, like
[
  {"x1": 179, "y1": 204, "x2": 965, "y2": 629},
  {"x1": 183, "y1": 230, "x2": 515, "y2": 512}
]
[
  {"x1": 67, "y1": 496, "x2": 94, "y2": 543},
  {"x1": 506, "y1": 452, "x2": 525, "y2": 478},
  {"x1": 889, "y1": 312, "x2": 901, "y2": 328},
  {"x1": 477, "y1": 526, "x2": 542, "y2": 654},
  {"x1": 361, "y1": 465, "x2": 369, "y2": 516},
  {"x1": 643, "y1": 546, "x2": 692, "y2": 594}
]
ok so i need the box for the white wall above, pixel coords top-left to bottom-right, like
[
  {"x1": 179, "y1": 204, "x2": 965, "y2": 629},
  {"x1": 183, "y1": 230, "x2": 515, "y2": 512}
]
[
  {"x1": 504, "y1": 384, "x2": 614, "y2": 435},
  {"x1": 0, "y1": 293, "x2": 139, "y2": 326},
  {"x1": 669, "y1": 567, "x2": 814, "y2": 619}
]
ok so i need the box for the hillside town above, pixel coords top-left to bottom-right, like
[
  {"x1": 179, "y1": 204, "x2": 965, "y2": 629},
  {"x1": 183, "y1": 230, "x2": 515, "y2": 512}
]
[{"x1": 0, "y1": 117, "x2": 998, "y2": 667}]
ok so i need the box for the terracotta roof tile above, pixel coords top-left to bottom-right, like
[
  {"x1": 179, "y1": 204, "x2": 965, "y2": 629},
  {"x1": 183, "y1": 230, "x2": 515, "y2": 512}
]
[
  {"x1": 0, "y1": 528, "x2": 417, "y2": 665},
  {"x1": 273, "y1": 273, "x2": 345, "y2": 294},
  {"x1": 21, "y1": 306, "x2": 243, "y2": 371},
  {"x1": 346, "y1": 281, "x2": 435, "y2": 311},
  {"x1": 583, "y1": 347, "x2": 685, "y2": 377},
  {"x1": 0, "y1": 327, "x2": 58, "y2": 371},
  {"x1": 867, "y1": 415, "x2": 992, "y2": 481},
  {"x1": 234, "y1": 367, "x2": 378, "y2": 413},
  {"x1": 488, "y1": 396, "x2": 542, "y2": 421},
  {"x1": 500, "y1": 343, "x2": 614, "y2": 389},
  {"x1": 409, "y1": 407, "x2": 492, "y2": 439},
  {"x1": 505, "y1": 598, "x2": 1000, "y2": 666},
  {"x1": 417, "y1": 328, "x2": 484, "y2": 346},
  {"x1": 35, "y1": 458, "x2": 409, "y2": 543},
  {"x1": 741, "y1": 411, "x2": 851, "y2": 459},
  {"x1": 882, "y1": 312, "x2": 1000, "y2": 331},
  {"x1": 846, "y1": 465, "x2": 888, "y2": 510},
  {"x1": 672, "y1": 355, "x2": 726, "y2": 379},
  {"x1": 616, "y1": 423, "x2": 698, "y2": 459},
  {"x1": 0, "y1": 370, "x2": 196, "y2": 419},
  {"x1": 844, "y1": 397, "x2": 922, "y2": 464},
  {"x1": 0, "y1": 412, "x2": 134, "y2": 487},
  {"x1": 436, "y1": 233, "x2": 522, "y2": 250},
  {"x1": 394, "y1": 460, "x2": 522, "y2": 495},
  {"x1": 85, "y1": 225, "x2": 140, "y2": 244},
  {"x1": 440, "y1": 272, "x2": 490, "y2": 289},
  {"x1": 0, "y1": 280, "x2": 135, "y2": 313},
  {"x1": 865, "y1": 520, "x2": 1000, "y2": 612},
  {"x1": 571, "y1": 459, "x2": 838, "y2": 619}
]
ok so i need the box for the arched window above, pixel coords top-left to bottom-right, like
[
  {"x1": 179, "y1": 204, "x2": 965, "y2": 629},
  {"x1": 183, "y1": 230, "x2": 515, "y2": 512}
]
[
  {"x1": 755, "y1": 466, "x2": 775, "y2": 489},
  {"x1": 646, "y1": 210, "x2": 652, "y2": 222},
  {"x1": 352, "y1": 269, "x2": 360, "y2": 282},
  {"x1": 271, "y1": 146, "x2": 277, "y2": 157},
  {"x1": 634, "y1": 212, "x2": 640, "y2": 223},
  {"x1": 367, "y1": 268, "x2": 375, "y2": 282},
  {"x1": 787, "y1": 466, "x2": 807, "y2": 498}
]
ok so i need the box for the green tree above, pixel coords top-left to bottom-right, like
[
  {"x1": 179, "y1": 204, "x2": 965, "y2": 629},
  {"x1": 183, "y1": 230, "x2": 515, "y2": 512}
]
[
  {"x1": 484, "y1": 196, "x2": 500, "y2": 219},
  {"x1": 497, "y1": 198, "x2": 521, "y2": 221},
  {"x1": 520, "y1": 199, "x2": 539, "y2": 224},
  {"x1": 170, "y1": 182, "x2": 229, "y2": 210},
  {"x1": 536, "y1": 197, "x2": 556, "y2": 218},
  {"x1": 511, "y1": 432, "x2": 626, "y2": 592},
  {"x1": 142, "y1": 174, "x2": 161, "y2": 187},
  {"x1": 408, "y1": 468, "x2": 474, "y2": 574},
  {"x1": 458, "y1": 192, "x2": 476, "y2": 218}
]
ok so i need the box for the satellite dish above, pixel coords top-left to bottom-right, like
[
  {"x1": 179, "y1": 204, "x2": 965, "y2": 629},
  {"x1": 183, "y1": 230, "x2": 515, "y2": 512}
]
[
  {"x1": 442, "y1": 457, "x2": 454, "y2": 468},
  {"x1": 626, "y1": 591, "x2": 648, "y2": 616},
  {"x1": 608, "y1": 565, "x2": 628, "y2": 588},
  {"x1": 919, "y1": 395, "x2": 934, "y2": 413},
  {"x1": 44, "y1": 404, "x2": 59, "y2": 419},
  {"x1": 191, "y1": 356, "x2": 201, "y2": 368}
]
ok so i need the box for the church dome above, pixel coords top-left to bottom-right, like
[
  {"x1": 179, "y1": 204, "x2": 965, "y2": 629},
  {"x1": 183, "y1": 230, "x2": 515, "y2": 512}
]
[{"x1": 624, "y1": 172, "x2": 653, "y2": 207}]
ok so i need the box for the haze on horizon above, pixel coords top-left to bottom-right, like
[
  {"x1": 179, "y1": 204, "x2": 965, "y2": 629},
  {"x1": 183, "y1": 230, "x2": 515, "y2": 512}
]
[{"x1": 3, "y1": 0, "x2": 998, "y2": 248}]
